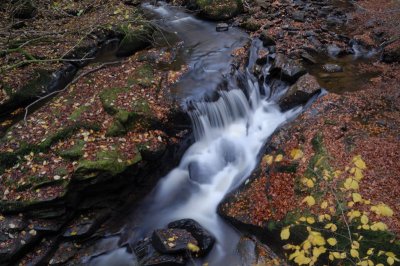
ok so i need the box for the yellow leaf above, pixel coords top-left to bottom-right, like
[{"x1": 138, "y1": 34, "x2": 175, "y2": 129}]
[
  {"x1": 352, "y1": 241, "x2": 360, "y2": 249},
  {"x1": 351, "y1": 249, "x2": 359, "y2": 258},
  {"x1": 275, "y1": 154, "x2": 283, "y2": 162},
  {"x1": 361, "y1": 215, "x2": 369, "y2": 225},
  {"x1": 321, "y1": 201, "x2": 328, "y2": 209},
  {"x1": 280, "y1": 226, "x2": 290, "y2": 240},
  {"x1": 352, "y1": 193, "x2": 363, "y2": 203},
  {"x1": 387, "y1": 257, "x2": 394, "y2": 265},
  {"x1": 262, "y1": 155, "x2": 273, "y2": 165},
  {"x1": 370, "y1": 222, "x2": 387, "y2": 231},
  {"x1": 353, "y1": 155, "x2": 367, "y2": 169},
  {"x1": 302, "y1": 196, "x2": 316, "y2": 206},
  {"x1": 354, "y1": 168, "x2": 364, "y2": 180},
  {"x1": 367, "y1": 248, "x2": 374, "y2": 255},
  {"x1": 294, "y1": 253, "x2": 311, "y2": 265},
  {"x1": 307, "y1": 179, "x2": 314, "y2": 188},
  {"x1": 377, "y1": 204, "x2": 394, "y2": 217},
  {"x1": 327, "y1": 238, "x2": 337, "y2": 246},
  {"x1": 312, "y1": 246, "x2": 326, "y2": 258},
  {"x1": 299, "y1": 217, "x2": 306, "y2": 222},
  {"x1": 344, "y1": 178, "x2": 359, "y2": 190},
  {"x1": 187, "y1": 243, "x2": 200, "y2": 253},
  {"x1": 306, "y1": 217, "x2": 315, "y2": 224},
  {"x1": 290, "y1": 149, "x2": 303, "y2": 160},
  {"x1": 302, "y1": 240, "x2": 311, "y2": 251}
]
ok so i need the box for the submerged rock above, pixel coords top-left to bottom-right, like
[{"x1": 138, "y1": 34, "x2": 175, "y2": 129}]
[{"x1": 323, "y1": 63, "x2": 343, "y2": 73}]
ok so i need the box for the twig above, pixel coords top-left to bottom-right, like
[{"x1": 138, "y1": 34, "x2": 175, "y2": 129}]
[
  {"x1": 2, "y1": 57, "x2": 96, "y2": 71},
  {"x1": 23, "y1": 60, "x2": 123, "y2": 123},
  {"x1": 380, "y1": 36, "x2": 400, "y2": 48}
]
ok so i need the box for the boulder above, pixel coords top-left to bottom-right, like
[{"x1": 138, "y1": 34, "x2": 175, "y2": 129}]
[
  {"x1": 133, "y1": 238, "x2": 187, "y2": 266},
  {"x1": 151, "y1": 228, "x2": 198, "y2": 254},
  {"x1": 381, "y1": 43, "x2": 400, "y2": 63},
  {"x1": 195, "y1": 0, "x2": 243, "y2": 21},
  {"x1": 168, "y1": 219, "x2": 215, "y2": 256},
  {"x1": 271, "y1": 54, "x2": 307, "y2": 83},
  {"x1": 278, "y1": 73, "x2": 322, "y2": 111}
]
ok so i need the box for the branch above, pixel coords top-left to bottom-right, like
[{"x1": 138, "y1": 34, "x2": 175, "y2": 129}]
[{"x1": 24, "y1": 60, "x2": 123, "y2": 123}]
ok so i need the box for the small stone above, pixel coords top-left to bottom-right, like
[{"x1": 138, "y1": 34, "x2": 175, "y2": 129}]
[
  {"x1": 216, "y1": 23, "x2": 229, "y2": 32},
  {"x1": 293, "y1": 11, "x2": 305, "y2": 22},
  {"x1": 29, "y1": 229, "x2": 37, "y2": 236},
  {"x1": 323, "y1": 64, "x2": 343, "y2": 73},
  {"x1": 53, "y1": 175, "x2": 61, "y2": 180},
  {"x1": 260, "y1": 30, "x2": 276, "y2": 46}
]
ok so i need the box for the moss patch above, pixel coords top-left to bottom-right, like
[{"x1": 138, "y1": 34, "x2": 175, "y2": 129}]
[
  {"x1": 127, "y1": 63, "x2": 154, "y2": 88},
  {"x1": 196, "y1": 0, "x2": 243, "y2": 20},
  {"x1": 59, "y1": 140, "x2": 84, "y2": 160},
  {"x1": 99, "y1": 87, "x2": 129, "y2": 115}
]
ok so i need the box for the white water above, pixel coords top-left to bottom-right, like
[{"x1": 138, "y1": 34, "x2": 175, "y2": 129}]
[{"x1": 90, "y1": 3, "x2": 309, "y2": 266}]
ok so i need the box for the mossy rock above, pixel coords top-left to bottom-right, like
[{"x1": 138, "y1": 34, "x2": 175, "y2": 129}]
[
  {"x1": 106, "y1": 120, "x2": 126, "y2": 137},
  {"x1": 74, "y1": 149, "x2": 142, "y2": 181},
  {"x1": 127, "y1": 63, "x2": 154, "y2": 88},
  {"x1": 0, "y1": 69, "x2": 52, "y2": 114},
  {"x1": 116, "y1": 23, "x2": 154, "y2": 57},
  {"x1": 59, "y1": 140, "x2": 84, "y2": 160},
  {"x1": 240, "y1": 17, "x2": 262, "y2": 31},
  {"x1": 195, "y1": 0, "x2": 243, "y2": 21},
  {"x1": 69, "y1": 106, "x2": 89, "y2": 121},
  {"x1": 99, "y1": 87, "x2": 129, "y2": 115}
]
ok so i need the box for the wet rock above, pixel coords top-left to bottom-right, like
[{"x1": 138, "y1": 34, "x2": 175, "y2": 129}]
[
  {"x1": 133, "y1": 237, "x2": 187, "y2": 266},
  {"x1": 292, "y1": 11, "x2": 305, "y2": 22},
  {"x1": 152, "y1": 228, "x2": 198, "y2": 254},
  {"x1": 301, "y1": 52, "x2": 317, "y2": 64},
  {"x1": 168, "y1": 219, "x2": 215, "y2": 256},
  {"x1": 62, "y1": 211, "x2": 110, "y2": 239},
  {"x1": 216, "y1": 23, "x2": 229, "y2": 32},
  {"x1": 12, "y1": 0, "x2": 37, "y2": 19},
  {"x1": 237, "y1": 236, "x2": 288, "y2": 266},
  {"x1": 271, "y1": 53, "x2": 307, "y2": 83},
  {"x1": 323, "y1": 63, "x2": 343, "y2": 73},
  {"x1": 326, "y1": 44, "x2": 343, "y2": 57},
  {"x1": 259, "y1": 30, "x2": 276, "y2": 46},
  {"x1": 278, "y1": 73, "x2": 322, "y2": 111},
  {"x1": 48, "y1": 242, "x2": 77, "y2": 265}
]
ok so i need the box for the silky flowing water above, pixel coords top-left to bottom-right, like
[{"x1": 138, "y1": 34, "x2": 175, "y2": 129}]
[{"x1": 88, "y1": 3, "x2": 312, "y2": 265}]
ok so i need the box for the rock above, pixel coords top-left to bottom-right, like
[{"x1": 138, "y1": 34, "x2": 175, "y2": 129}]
[
  {"x1": 278, "y1": 73, "x2": 322, "y2": 111},
  {"x1": 259, "y1": 30, "x2": 276, "y2": 46},
  {"x1": 48, "y1": 242, "x2": 77, "y2": 265},
  {"x1": 240, "y1": 17, "x2": 262, "y2": 31},
  {"x1": 237, "y1": 236, "x2": 288, "y2": 266},
  {"x1": 116, "y1": 25, "x2": 153, "y2": 57},
  {"x1": 168, "y1": 219, "x2": 215, "y2": 256},
  {"x1": 195, "y1": 0, "x2": 243, "y2": 21},
  {"x1": 62, "y1": 211, "x2": 110, "y2": 239},
  {"x1": 326, "y1": 44, "x2": 343, "y2": 57},
  {"x1": 271, "y1": 54, "x2": 307, "y2": 83},
  {"x1": 292, "y1": 11, "x2": 305, "y2": 22},
  {"x1": 12, "y1": 0, "x2": 37, "y2": 19},
  {"x1": 216, "y1": 23, "x2": 229, "y2": 32},
  {"x1": 382, "y1": 44, "x2": 400, "y2": 63},
  {"x1": 151, "y1": 228, "x2": 198, "y2": 254},
  {"x1": 133, "y1": 238, "x2": 187, "y2": 266},
  {"x1": 323, "y1": 63, "x2": 343, "y2": 73},
  {"x1": 300, "y1": 52, "x2": 317, "y2": 64}
]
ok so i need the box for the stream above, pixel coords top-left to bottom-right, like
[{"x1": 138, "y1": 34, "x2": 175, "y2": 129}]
[{"x1": 87, "y1": 3, "x2": 311, "y2": 265}]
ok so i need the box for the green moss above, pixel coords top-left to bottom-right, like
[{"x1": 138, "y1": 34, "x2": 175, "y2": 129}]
[
  {"x1": 75, "y1": 149, "x2": 142, "y2": 180},
  {"x1": 69, "y1": 105, "x2": 89, "y2": 121},
  {"x1": 106, "y1": 120, "x2": 126, "y2": 137},
  {"x1": 99, "y1": 87, "x2": 129, "y2": 115},
  {"x1": 196, "y1": 0, "x2": 243, "y2": 20},
  {"x1": 127, "y1": 63, "x2": 154, "y2": 88},
  {"x1": 116, "y1": 20, "x2": 154, "y2": 57},
  {"x1": 59, "y1": 140, "x2": 84, "y2": 160}
]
